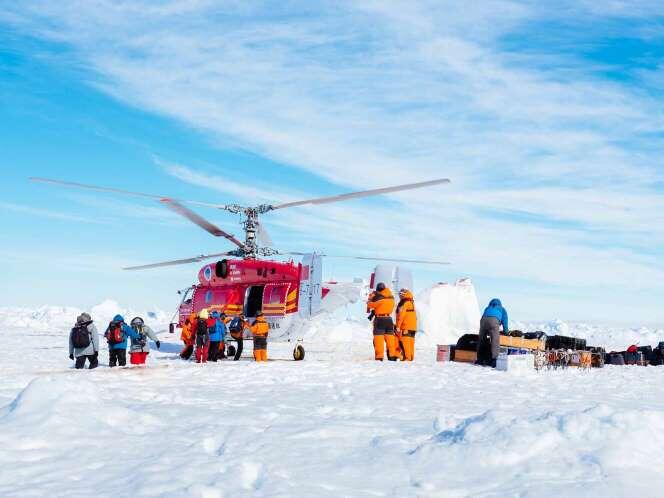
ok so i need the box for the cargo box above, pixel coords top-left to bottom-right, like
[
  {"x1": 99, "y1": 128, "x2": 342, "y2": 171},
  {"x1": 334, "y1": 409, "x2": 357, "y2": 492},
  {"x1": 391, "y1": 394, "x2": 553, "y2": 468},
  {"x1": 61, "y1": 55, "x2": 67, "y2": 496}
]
[
  {"x1": 436, "y1": 345, "x2": 453, "y2": 362},
  {"x1": 499, "y1": 335, "x2": 546, "y2": 351},
  {"x1": 453, "y1": 349, "x2": 477, "y2": 364},
  {"x1": 496, "y1": 353, "x2": 534, "y2": 373}
]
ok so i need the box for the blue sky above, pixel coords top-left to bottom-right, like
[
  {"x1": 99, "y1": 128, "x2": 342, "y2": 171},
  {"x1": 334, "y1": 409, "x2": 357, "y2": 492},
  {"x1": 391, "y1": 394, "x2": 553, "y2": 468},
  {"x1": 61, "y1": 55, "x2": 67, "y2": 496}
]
[{"x1": 1, "y1": 1, "x2": 664, "y2": 324}]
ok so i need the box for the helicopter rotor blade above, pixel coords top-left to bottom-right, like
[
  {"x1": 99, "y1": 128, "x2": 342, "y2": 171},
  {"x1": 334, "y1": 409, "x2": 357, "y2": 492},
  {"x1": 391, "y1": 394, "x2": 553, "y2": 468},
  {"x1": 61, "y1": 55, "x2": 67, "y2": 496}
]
[
  {"x1": 279, "y1": 252, "x2": 450, "y2": 265},
  {"x1": 29, "y1": 176, "x2": 230, "y2": 210},
  {"x1": 269, "y1": 178, "x2": 450, "y2": 210},
  {"x1": 160, "y1": 199, "x2": 245, "y2": 248},
  {"x1": 123, "y1": 252, "x2": 234, "y2": 271}
]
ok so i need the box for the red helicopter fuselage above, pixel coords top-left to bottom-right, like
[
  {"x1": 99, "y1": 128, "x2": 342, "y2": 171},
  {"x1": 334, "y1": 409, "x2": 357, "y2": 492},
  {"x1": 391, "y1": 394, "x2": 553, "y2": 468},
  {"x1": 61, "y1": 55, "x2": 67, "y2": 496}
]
[{"x1": 178, "y1": 258, "x2": 300, "y2": 323}]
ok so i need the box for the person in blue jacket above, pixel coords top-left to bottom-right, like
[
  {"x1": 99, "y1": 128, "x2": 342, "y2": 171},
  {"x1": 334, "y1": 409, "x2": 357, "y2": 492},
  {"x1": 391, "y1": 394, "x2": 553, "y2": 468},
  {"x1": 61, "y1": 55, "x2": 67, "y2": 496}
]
[
  {"x1": 477, "y1": 299, "x2": 509, "y2": 367},
  {"x1": 104, "y1": 314, "x2": 140, "y2": 367},
  {"x1": 207, "y1": 310, "x2": 227, "y2": 362}
]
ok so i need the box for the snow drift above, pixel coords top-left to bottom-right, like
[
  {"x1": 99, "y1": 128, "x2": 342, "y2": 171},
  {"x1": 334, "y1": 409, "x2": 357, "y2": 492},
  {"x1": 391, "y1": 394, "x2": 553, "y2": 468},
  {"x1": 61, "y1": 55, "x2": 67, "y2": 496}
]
[{"x1": 0, "y1": 299, "x2": 171, "y2": 333}]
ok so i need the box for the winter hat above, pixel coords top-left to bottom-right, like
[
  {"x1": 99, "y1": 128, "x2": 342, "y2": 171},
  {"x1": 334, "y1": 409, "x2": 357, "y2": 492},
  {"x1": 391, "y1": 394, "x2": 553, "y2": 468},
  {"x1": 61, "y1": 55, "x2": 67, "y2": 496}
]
[
  {"x1": 80, "y1": 312, "x2": 92, "y2": 322},
  {"x1": 130, "y1": 317, "x2": 144, "y2": 327},
  {"x1": 376, "y1": 282, "x2": 386, "y2": 292},
  {"x1": 113, "y1": 314, "x2": 125, "y2": 323}
]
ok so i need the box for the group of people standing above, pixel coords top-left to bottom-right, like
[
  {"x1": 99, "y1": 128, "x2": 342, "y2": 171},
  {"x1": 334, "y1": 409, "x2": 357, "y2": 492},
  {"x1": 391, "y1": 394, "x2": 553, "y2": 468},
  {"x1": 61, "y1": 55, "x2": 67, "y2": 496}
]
[
  {"x1": 179, "y1": 309, "x2": 269, "y2": 363},
  {"x1": 367, "y1": 283, "x2": 418, "y2": 361},
  {"x1": 68, "y1": 308, "x2": 272, "y2": 369},
  {"x1": 68, "y1": 313, "x2": 160, "y2": 369}
]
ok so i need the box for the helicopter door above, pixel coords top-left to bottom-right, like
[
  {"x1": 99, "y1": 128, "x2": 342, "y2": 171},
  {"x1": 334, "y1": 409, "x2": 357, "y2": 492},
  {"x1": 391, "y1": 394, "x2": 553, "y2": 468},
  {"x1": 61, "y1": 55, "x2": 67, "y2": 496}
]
[
  {"x1": 299, "y1": 253, "x2": 322, "y2": 318},
  {"x1": 244, "y1": 285, "x2": 264, "y2": 318}
]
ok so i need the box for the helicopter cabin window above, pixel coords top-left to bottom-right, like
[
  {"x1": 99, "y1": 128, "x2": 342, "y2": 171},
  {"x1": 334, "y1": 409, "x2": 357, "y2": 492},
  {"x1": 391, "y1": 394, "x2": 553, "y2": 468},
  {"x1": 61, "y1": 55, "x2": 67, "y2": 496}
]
[
  {"x1": 194, "y1": 288, "x2": 232, "y2": 310},
  {"x1": 244, "y1": 285, "x2": 264, "y2": 318},
  {"x1": 266, "y1": 285, "x2": 287, "y2": 305}
]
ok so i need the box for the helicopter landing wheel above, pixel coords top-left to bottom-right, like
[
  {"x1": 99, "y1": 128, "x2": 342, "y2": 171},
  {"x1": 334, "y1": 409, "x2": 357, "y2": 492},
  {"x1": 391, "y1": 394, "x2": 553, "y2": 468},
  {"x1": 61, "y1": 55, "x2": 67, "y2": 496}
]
[{"x1": 293, "y1": 345, "x2": 305, "y2": 361}]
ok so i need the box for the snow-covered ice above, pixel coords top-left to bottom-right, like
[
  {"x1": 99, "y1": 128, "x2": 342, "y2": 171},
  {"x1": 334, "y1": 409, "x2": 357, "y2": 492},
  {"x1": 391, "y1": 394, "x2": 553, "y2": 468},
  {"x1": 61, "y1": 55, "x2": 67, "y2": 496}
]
[{"x1": 1, "y1": 297, "x2": 663, "y2": 497}]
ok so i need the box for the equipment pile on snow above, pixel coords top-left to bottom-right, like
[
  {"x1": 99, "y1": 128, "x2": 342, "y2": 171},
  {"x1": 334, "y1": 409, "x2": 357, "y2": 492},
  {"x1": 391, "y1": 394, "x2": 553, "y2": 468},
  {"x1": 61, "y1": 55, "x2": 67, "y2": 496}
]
[{"x1": 441, "y1": 332, "x2": 664, "y2": 372}]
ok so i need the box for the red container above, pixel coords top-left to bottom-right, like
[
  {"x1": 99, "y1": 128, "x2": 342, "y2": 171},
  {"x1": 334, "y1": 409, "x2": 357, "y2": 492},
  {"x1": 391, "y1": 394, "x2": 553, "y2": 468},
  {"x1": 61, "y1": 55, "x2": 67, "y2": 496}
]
[{"x1": 437, "y1": 345, "x2": 452, "y2": 362}]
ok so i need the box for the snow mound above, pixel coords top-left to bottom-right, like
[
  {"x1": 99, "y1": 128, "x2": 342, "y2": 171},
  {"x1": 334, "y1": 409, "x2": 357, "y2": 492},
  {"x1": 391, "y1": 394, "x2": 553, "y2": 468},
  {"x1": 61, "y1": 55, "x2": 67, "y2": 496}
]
[
  {"x1": 3, "y1": 376, "x2": 99, "y2": 427},
  {"x1": 2, "y1": 376, "x2": 162, "y2": 437},
  {"x1": 410, "y1": 404, "x2": 664, "y2": 495},
  {"x1": 416, "y1": 279, "x2": 480, "y2": 346},
  {"x1": 0, "y1": 299, "x2": 171, "y2": 332},
  {"x1": 0, "y1": 305, "x2": 80, "y2": 331}
]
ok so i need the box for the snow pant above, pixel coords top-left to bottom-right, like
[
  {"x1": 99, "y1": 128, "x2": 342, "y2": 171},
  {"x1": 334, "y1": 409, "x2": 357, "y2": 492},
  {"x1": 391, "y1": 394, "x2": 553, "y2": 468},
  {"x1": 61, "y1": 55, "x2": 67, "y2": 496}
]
[
  {"x1": 130, "y1": 352, "x2": 149, "y2": 365},
  {"x1": 373, "y1": 316, "x2": 396, "y2": 361},
  {"x1": 253, "y1": 337, "x2": 268, "y2": 362},
  {"x1": 233, "y1": 338, "x2": 243, "y2": 361},
  {"x1": 75, "y1": 353, "x2": 98, "y2": 370},
  {"x1": 478, "y1": 316, "x2": 501, "y2": 364},
  {"x1": 373, "y1": 335, "x2": 385, "y2": 361},
  {"x1": 109, "y1": 349, "x2": 127, "y2": 367},
  {"x1": 208, "y1": 341, "x2": 220, "y2": 362},
  {"x1": 180, "y1": 344, "x2": 194, "y2": 360},
  {"x1": 196, "y1": 343, "x2": 209, "y2": 363},
  {"x1": 401, "y1": 333, "x2": 415, "y2": 361}
]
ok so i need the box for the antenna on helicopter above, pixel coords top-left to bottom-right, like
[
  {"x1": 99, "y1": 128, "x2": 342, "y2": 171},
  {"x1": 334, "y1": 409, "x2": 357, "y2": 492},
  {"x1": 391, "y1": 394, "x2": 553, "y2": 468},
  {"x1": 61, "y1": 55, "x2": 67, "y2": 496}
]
[{"x1": 29, "y1": 176, "x2": 451, "y2": 268}]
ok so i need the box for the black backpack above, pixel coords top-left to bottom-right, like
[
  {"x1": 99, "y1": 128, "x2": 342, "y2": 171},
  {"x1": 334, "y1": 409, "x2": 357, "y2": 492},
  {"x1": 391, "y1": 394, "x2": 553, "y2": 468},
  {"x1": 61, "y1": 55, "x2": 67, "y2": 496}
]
[
  {"x1": 195, "y1": 319, "x2": 209, "y2": 347},
  {"x1": 229, "y1": 317, "x2": 243, "y2": 333},
  {"x1": 71, "y1": 325, "x2": 91, "y2": 349},
  {"x1": 196, "y1": 319, "x2": 209, "y2": 337}
]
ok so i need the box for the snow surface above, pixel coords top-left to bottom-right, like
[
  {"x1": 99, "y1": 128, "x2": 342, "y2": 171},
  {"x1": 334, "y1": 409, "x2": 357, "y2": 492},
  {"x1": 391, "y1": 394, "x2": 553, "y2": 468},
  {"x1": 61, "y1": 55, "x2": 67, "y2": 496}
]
[{"x1": 1, "y1": 296, "x2": 664, "y2": 497}]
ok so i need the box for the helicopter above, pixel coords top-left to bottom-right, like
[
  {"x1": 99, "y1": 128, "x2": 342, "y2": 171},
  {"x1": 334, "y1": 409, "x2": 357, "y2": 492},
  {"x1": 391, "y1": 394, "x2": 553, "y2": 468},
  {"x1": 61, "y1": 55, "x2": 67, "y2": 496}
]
[{"x1": 30, "y1": 175, "x2": 450, "y2": 360}]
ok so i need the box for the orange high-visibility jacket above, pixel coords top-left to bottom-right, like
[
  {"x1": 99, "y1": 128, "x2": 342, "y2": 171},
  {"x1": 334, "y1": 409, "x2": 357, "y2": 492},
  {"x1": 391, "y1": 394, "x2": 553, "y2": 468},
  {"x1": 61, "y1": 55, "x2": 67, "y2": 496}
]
[
  {"x1": 396, "y1": 291, "x2": 417, "y2": 332},
  {"x1": 181, "y1": 312, "x2": 197, "y2": 344},
  {"x1": 367, "y1": 288, "x2": 395, "y2": 316},
  {"x1": 251, "y1": 316, "x2": 269, "y2": 337}
]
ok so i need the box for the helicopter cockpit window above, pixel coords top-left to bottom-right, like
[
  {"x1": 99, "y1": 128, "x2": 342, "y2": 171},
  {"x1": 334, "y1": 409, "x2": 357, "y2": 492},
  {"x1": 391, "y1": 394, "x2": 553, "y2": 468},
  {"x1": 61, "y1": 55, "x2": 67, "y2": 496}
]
[{"x1": 181, "y1": 287, "x2": 194, "y2": 305}]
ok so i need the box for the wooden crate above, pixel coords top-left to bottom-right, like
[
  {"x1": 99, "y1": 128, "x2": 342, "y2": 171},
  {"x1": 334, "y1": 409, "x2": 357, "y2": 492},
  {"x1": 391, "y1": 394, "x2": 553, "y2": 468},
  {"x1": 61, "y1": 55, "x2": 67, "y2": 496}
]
[
  {"x1": 499, "y1": 335, "x2": 545, "y2": 351},
  {"x1": 453, "y1": 349, "x2": 477, "y2": 364}
]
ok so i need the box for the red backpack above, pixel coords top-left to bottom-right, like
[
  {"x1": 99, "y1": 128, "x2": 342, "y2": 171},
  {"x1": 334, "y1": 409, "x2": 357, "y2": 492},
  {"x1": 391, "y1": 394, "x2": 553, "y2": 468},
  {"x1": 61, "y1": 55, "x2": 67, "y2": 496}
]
[{"x1": 107, "y1": 322, "x2": 123, "y2": 344}]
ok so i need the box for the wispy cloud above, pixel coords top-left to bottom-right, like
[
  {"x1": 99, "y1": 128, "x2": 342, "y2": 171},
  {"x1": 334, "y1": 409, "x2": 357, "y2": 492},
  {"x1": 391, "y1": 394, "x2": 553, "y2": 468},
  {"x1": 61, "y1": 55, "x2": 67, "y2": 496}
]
[{"x1": 0, "y1": 201, "x2": 110, "y2": 224}]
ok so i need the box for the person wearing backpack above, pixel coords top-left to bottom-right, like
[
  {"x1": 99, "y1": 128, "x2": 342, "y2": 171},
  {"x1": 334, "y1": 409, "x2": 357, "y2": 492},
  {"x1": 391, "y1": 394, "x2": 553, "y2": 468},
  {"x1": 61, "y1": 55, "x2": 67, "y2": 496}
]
[
  {"x1": 104, "y1": 314, "x2": 140, "y2": 367},
  {"x1": 195, "y1": 309, "x2": 211, "y2": 363},
  {"x1": 128, "y1": 316, "x2": 160, "y2": 365},
  {"x1": 227, "y1": 314, "x2": 248, "y2": 361},
  {"x1": 207, "y1": 311, "x2": 227, "y2": 362},
  {"x1": 69, "y1": 312, "x2": 99, "y2": 369}
]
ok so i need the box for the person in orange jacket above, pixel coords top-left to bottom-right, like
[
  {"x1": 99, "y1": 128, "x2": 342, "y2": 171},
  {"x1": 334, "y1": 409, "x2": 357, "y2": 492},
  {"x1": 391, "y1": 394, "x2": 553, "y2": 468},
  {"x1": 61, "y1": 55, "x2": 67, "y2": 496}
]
[
  {"x1": 396, "y1": 289, "x2": 417, "y2": 361},
  {"x1": 251, "y1": 312, "x2": 269, "y2": 362},
  {"x1": 367, "y1": 282, "x2": 397, "y2": 361},
  {"x1": 179, "y1": 312, "x2": 196, "y2": 360}
]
